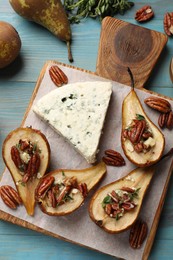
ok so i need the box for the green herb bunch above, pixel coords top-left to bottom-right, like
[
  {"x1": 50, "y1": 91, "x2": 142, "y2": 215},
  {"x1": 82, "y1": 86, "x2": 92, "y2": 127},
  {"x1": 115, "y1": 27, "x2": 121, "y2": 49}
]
[{"x1": 64, "y1": 0, "x2": 134, "y2": 24}]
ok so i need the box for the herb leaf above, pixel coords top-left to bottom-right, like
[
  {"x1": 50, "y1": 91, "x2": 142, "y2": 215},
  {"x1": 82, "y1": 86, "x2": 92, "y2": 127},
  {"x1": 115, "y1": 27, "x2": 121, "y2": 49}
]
[
  {"x1": 136, "y1": 114, "x2": 145, "y2": 121},
  {"x1": 33, "y1": 143, "x2": 37, "y2": 152},
  {"x1": 64, "y1": 194, "x2": 74, "y2": 202},
  {"x1": 102, "y1": 195, "x2": 112, "y2": 208},
  {"x1": 64, "y1": 0, "x2": 134, "y2": 24}
]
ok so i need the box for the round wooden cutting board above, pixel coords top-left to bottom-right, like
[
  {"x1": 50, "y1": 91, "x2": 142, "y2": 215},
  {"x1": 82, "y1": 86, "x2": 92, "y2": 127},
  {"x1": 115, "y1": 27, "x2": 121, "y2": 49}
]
[{"x1": 96, "y1": 17, "x2": 168, "y2": 88}]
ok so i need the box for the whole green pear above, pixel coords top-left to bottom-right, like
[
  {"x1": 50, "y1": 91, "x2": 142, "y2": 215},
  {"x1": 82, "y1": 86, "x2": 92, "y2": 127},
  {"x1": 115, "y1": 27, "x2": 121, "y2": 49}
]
[{"x1": 9, "y1": 0, "x2": 73, "y2": 62}]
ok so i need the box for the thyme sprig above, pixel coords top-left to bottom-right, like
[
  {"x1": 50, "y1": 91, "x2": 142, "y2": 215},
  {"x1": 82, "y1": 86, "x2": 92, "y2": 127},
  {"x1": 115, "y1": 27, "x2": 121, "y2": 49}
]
[{"x1": 64, "y1": 0, "x2": 134, "y2": 24}]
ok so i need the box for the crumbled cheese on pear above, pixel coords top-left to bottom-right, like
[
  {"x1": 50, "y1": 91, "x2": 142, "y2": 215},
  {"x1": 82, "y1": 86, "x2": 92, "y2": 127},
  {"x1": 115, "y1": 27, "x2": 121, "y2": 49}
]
[
  {"x1": 144, "y1": 137, "x2": 156, "y2": 148},
  {"x1": 37, "y1": 172, "x2": 42, "y2": 179},
  {"x1": 71, "y1": 188, "x2": 79, "y2": 194},
  {"x1": 125, "y1": 176, "x2": 135, "y2": 182},
  {"x1": 20, "y1": 152, "x2": 31, "y2": 164}
]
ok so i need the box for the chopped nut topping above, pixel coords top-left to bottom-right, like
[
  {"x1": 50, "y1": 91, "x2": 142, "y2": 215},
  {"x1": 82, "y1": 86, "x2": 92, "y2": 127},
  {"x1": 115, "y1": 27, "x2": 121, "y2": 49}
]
[
  {"x1": 122, "y1": 114, "x2": 154, "y2": 153},
  {"x1": 36, "y1": 175, "x2": 88, "y2": 208},
  {"x1": 11, "y1": 139, "x2": 41, "y2": 183},
  {"x1": 102, "y1": 187, "x2": 140, "y2": 220}
]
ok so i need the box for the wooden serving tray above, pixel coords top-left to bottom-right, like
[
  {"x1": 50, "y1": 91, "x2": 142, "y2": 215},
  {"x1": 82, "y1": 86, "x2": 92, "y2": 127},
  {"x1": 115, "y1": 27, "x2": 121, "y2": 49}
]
[
  {"x1": 0, "y1": 61, "x2": 173, "y2": 260},
  {"x1": 96, "y1": 17, "x2": 168, "y2": 88}
]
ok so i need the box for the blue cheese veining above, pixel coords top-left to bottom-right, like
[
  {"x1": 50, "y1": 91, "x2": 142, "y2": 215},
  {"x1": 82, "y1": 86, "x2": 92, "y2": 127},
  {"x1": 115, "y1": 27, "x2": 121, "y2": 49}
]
[{"x1": 33, "y1": 81, "x2": 112, "y2": 163}]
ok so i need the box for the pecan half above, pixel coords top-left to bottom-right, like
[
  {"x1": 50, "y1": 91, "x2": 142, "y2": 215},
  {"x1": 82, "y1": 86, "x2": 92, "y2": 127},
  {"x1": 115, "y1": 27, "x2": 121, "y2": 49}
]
[
  {"x1": 164, "y1": 12, "x2": 173, "y2": 36},
  {"x1": 134, "y1": 142, "x2": 147, "y2": 153},
  {"x1": 129, "y1": 120, "x2": 146, "y2": 144},
  {"x1": 102, "y1": 149, "x2": 125, "y2": 167},
  {"x1": 19, "y1": 139, "x2": 30, "y2": 151},
  {"x1": 144, "y1": 96, "x2": 171, "y2": 113},
  {"x1": 142, "y1": 131, "x2": 153, "y2": 139},
  {"x1": 11, "y1": 146, "x2": 26, "y2": 172},
  {"x1": 129, "y1": 219, "x2": 148, "y2": 249},
  {"x1": 0, "y1": 185, "x2": 22, "y2": 209},
  {"x1": 22, "y1": 153, "x2": 40, "y2": 183},
  {"x1": 167, "y1": 111, "x2": 173, "y2": 128},
  {"x1": 135, "y1": 5, "x2": 154, "y2": 22},
  {"x1": 121, "y1": 187, "x2": 135, "y2": 193},
  {"x1": 158, "y1": 111, "x2": 173, "y2": 129},
  {"x1": 36, "y1": 176, "x2": 55, "y2": 198},
  {"x1": 105, "y1": 204, "x2": 112, "y2": 215},
  {"x1": 121, "y1": 202, "x2": 135, "y2": 211},
  {"x1": 49, "y1": 65, "x2": 68, "y2": 87},
  {"x1": 109, "y1": 190, "x2": 119, "y2": 202},
  {"x1": 56, "y1": 185, "x2": 72, "y2": 204},
  {"x1": 78, "y1": 183, "x2": 88, "y2": 197},
  {"x1": 47, "y1": 189, "x2": 57, "y2": 208},
  {"x1": 158, "y1": 112, "x2": 168, "y2": 128}
]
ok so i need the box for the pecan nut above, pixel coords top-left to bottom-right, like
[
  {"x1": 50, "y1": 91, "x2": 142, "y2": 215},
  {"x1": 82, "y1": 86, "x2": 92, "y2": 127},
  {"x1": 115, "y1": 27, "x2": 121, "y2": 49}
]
[
  {"x1": 0, "y1": 185, "x2": 22, "y2": 209},
  {"x1": 121, "y1": 187, "x2": 135, "y2": 193},
  {"x1": 158, "y1": 112, "x2": 168, "y2": 128},
  {"x1": 49, "y1": 65, "x2": 68, "y2": 87},
  {"x1": 11, "y1": 146, "x2": 27, "y2": 172},
  {"x1": 36, "y1": 175, "x2": 55, "y2": 198},
  {"x1": 129, "y1": 120, "x2": 146, "y2": 144},
  {"x1": 121, "y1": 202, "x2": 135, "y2": 211},
  {"x1": 144, "y1": 96, "x2": 171, "y2": 113},
  {"x1": 164, "y1": 12, "x2": 173, "y2": 36},
  {"x1": 56, "y1": 185, "x2": 72, "y2": 204},
  {"x1": 158, "y1": 111, "x2": 173, "y2": 129},
  {"x1": 19, "y1": 139, "x2": 30, "y2": 151},
  {"x1": 134, "y1": 142, "x2": 147, "y2": 153},
  {"x1": 105, "y1": 204, "x2": 112, "y2": 215},
  {"x1": 166, "y1": 111, "x2": 173, "y2": 128},
  {"x1": 102, "y1": 149, "x2": 125, "y2": 166},
  {"x1": 135, "y1": 5, "x2": 154, "y2": 22},
  {"x1": 47, "y1": 189, "x2": 57, "y2": 208},
  {"x1": 78, "y1": 183, "x2": 88, "y2": 198},
  {"x1": 142, "y1": 132, "x2": 152, "y2": 139},
  {"x1": 22, "y1": 153, "x2": 40, "y2": 183},
  {"x1": 129, "y1": 219, "x2": 148, "y2": 249}
]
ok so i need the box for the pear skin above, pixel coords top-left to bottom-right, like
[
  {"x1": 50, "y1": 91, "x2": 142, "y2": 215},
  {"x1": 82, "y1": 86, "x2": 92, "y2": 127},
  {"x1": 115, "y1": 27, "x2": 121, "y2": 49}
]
[
  {"x1": 35, "y1": 162, "x2": 106, "y2": 216},
  {"x1": 0, "y1": 21, "x2": 21, "y2": 68},
  {"x1": 9, "y1": 0, "x2": 73, "y2": 62},
  {"x1": 89, "y1": 166, "x2": 155, "y2": 233},
  {"x1": 121, "y1": 89, "x2": 165, "y2": 167},
  {"x1": 2, "y1": 127, "x2": 51, "y2": 215}
]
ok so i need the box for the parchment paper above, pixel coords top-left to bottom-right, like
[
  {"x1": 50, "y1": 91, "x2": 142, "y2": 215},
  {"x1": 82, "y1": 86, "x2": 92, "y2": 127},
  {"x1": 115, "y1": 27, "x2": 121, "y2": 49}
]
[{"x1": 0, "y1": 63, "x2": 173, "y2": 260}]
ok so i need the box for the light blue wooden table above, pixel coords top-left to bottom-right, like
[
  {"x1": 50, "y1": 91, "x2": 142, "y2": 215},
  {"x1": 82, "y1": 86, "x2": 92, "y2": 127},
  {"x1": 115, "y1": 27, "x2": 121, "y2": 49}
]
[{"x1": 0, "y1": 0, "x2": 173, "y2": 259}]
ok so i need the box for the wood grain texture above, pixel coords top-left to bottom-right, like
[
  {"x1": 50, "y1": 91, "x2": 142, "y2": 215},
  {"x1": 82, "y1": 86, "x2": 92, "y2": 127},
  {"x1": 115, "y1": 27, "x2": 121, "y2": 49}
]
[
  {"x1": 1, "y1": 0, "x2": 173, "y2": 259},
  {"x1": 96, "y1": 17, "x2": 168, "y2": 88}
]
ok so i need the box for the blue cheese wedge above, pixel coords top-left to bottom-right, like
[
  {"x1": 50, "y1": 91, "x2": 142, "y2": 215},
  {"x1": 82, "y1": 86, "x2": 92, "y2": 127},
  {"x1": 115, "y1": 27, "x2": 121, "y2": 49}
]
[{"x1": 33, "y1": 81, "x2": 112, "y2": 163}]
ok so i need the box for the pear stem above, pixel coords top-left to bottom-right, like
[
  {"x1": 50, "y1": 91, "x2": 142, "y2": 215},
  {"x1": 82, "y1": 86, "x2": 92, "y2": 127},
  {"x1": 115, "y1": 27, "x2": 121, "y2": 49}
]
[
  {"x1": 67, "y1": 41, "x2": 73, "y2": 63},
  {"x1": 127, "y1": 67, "x2": 135, "y2": 89}
]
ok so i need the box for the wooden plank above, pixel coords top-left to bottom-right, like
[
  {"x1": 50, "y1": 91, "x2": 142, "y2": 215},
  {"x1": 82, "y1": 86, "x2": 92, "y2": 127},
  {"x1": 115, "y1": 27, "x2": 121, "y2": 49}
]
[
  {"x1": 143, "y1": 160, "x2": 173, "y2": 259},
  {"x1": 96, "y1": 17, "x2": 168, "y2": 88},
  {"x1": 0, "y1": 61, "x2": 173, "y2": 260}
]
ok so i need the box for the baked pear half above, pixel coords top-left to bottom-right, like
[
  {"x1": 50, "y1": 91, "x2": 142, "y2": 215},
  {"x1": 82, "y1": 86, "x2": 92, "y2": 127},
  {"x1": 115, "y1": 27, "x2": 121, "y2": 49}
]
[
  {"x1": 35, "y1": 161, "x2": 106, "y2": 216},
  {"x1": 121, "y1": 69, "x2": 165, "y2": 167},
  {"x1": 2, "y1": 127, "x2": 50, "y2": 215},
  {"x1": 89, "y1": 166, "x2": 155, "y2": 233}
]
